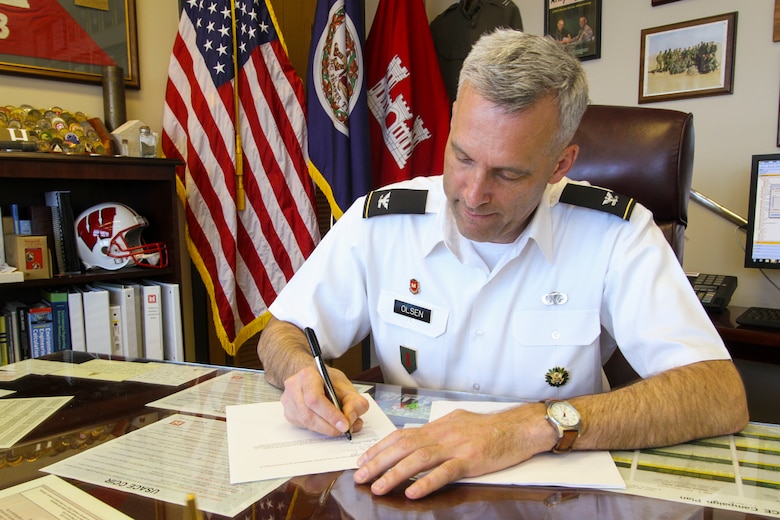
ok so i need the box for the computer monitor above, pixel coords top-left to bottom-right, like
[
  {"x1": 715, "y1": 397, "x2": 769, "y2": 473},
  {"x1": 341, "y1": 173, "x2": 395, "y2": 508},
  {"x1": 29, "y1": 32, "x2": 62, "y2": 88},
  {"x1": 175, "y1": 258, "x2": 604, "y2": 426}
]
[{"x1": 744, "y1": 153, "x2": 780, "y2": 269}]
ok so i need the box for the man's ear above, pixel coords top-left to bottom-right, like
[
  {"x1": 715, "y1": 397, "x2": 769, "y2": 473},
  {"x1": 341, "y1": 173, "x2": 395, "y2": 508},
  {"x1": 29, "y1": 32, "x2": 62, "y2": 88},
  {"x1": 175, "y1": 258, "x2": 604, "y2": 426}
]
[{"x1": 549, "y1": 144, "x2": 579, "y2": 185}]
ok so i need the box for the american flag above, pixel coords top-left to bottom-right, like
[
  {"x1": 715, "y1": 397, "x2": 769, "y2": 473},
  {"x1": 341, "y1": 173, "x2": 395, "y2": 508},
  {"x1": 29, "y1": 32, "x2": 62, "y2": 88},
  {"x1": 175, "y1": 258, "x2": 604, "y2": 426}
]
[{"x1": 162, "y1": 0, "x2": 320, "y2": 355}]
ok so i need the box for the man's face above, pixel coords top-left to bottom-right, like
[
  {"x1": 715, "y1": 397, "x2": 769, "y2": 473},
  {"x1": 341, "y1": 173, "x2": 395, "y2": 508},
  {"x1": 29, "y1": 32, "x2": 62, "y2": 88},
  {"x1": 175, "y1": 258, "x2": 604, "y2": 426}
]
[
  {"x1": 442, "y1": 84, "x2": 575, "y2": 244},
  {"x1": 557, "y1": 19, "x2": 564, "y2": 31}
]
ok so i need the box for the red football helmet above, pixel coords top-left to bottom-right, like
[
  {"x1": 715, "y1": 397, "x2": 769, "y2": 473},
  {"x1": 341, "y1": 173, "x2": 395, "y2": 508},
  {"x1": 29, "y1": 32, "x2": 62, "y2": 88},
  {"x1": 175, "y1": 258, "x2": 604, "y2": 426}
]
[{"x1": 75, "y1": 202, "x2": 167, "y2": 270}]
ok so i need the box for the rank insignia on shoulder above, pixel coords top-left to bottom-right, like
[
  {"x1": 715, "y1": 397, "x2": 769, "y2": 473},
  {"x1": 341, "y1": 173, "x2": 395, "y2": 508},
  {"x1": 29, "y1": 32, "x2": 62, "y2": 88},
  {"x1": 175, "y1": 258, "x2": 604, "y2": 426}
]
[
  {"x1": 363, "y1": 188, "x2": 428, "y2": 218},
  {"x1": 559, "y1": 183, "x2": 635, "y2": 220},
  {"x1": 545, "y1": 366, "x2": 570, "y2": 387}
]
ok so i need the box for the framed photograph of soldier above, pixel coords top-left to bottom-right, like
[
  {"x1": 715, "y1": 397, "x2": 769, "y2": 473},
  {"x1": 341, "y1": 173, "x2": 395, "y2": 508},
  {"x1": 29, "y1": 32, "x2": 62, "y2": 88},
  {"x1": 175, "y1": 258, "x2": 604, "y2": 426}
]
[
  {"x1": 0, "y1": 0, "x2": 140, "y2": 89},
  {"x1": 544, "y1": 0, "x2": 602, "y2": 62},
  {"x1": 638, "y1": 12, "x2": 737, "y2": 104}
]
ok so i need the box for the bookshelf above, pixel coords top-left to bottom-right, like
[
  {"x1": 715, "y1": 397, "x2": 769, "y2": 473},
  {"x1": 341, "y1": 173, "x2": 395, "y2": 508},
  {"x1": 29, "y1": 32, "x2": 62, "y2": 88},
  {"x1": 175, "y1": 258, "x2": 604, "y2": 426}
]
[{"x1": 0, "y1": 152, "x2": 185, "y2": 357}]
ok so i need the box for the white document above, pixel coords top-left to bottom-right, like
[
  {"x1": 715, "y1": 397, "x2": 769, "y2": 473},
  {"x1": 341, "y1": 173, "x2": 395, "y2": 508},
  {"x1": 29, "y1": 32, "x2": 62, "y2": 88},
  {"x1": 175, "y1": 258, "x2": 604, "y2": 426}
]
[
  {"x1": 43, "y1": 413, "x2": 285, "y2": 518},
  {"x1": 0, "y1": 474, "x2": 133, "y2": 519},
  {"x1": 0, "y1": 396, "x2": 73, "y2": 448},
  {"x1": 429, "y1": 401, "x2": 626, "y2": 489},
  {"x1": 147, "y1": 370, "x2": 373, "y2": 418},
  {"x1": 146, "y1": 370, "x2": 284, "y2": 417},
  {"x1": 226, "y1": 394, "x2": 397, "y2": 484}
]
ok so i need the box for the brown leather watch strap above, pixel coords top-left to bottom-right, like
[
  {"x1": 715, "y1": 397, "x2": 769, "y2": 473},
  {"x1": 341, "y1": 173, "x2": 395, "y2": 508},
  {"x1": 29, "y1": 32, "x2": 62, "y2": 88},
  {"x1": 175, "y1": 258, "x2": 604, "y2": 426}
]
[{"x1": 552, "y1": 429, "x2": 578, "y2": 454}]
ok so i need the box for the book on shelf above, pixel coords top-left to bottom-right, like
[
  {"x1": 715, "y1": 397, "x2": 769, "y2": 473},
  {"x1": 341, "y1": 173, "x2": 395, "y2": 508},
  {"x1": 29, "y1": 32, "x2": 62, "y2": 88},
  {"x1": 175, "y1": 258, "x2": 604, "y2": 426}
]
[
  {"x1": 41, "y1": 288, "x2": 71, "y2": 352},
  {"x1": 1, "y1": 305, "x2": 19, "y2": 364},
  {"x1": 0, "y1": 312, "x2": 9, "y2": 365},
  {"x1": 27, "y1": 303, "x2": 53, "y2": 358},
  {"x1": 45, "y1": 190, "x2": 81, "y2": 275},
  {"x1": 3, "y1": 301, "x2": 29, "y2": 361},
  {"x1": 0, "y1": 270, "x2": 24, "y2": 284},
  {"x1": 143, "y1": 279, "x2": 184, "y2": 362},
  {"x1": 0, "y1": 205, "x2": 5, "y2": 265}
]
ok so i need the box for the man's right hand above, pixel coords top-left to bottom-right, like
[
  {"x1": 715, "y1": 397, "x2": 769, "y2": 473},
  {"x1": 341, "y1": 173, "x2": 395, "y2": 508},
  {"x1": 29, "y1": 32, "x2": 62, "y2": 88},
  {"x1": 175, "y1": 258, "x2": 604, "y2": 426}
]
[{"x1": 280, "y1": 364, "x2": 369, "y2": 437}]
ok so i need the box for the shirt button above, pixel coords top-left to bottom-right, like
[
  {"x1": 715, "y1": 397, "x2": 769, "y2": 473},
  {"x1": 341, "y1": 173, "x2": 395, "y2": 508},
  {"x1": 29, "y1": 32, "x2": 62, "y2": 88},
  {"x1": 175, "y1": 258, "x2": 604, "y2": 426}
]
[
  {"x1": 473, "y1": 383, "x2": 481, "y2": 391},
  {"x1": 475, "y1": 330, "x2": 485, "y2": 337},
  {"x1": 551, "y1": 331, "x2": 561, "y2": 340}
]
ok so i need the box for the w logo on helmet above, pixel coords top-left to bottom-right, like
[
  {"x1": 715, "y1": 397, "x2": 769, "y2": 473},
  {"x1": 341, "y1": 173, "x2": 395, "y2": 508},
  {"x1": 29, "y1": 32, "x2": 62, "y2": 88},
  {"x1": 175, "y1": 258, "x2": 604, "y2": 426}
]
[{"x1": 77, "y1": 206, "x2": 117, "y2": 250}]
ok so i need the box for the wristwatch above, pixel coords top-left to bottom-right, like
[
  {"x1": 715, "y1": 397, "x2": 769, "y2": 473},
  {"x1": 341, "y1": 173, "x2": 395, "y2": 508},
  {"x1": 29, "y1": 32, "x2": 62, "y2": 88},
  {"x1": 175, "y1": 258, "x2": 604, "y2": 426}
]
[{"x1": 544, "y1": 400, "x2": 581, "y2": 454}]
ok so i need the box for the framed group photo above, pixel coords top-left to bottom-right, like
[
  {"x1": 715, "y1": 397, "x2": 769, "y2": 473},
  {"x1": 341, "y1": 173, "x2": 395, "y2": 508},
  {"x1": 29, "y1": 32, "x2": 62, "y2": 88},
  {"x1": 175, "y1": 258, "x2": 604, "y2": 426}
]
[
  {"x1": 639, "y1": 12, "x2": 737, "y2": 104},
  {"x1": 544, "y1": 0, "x2": 602, "y2": 61},
  {"x1": 0, "y1": 0, "x2": 140, "y2": 88}
]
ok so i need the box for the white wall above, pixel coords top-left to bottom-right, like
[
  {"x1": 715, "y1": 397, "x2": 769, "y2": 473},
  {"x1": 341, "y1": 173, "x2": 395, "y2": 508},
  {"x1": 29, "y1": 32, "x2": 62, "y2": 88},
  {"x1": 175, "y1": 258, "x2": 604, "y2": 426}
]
[
  {"x1": 3, "y1": 0, "x2": 779, "y2": 309},
  {"x1": 412, "y1": 0, "x2": 780, "y2": 309}
]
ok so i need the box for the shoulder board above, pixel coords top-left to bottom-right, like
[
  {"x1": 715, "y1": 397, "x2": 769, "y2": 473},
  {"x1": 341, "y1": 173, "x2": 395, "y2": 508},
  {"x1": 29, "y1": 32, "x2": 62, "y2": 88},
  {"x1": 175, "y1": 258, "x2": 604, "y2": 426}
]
[
  {"x1": 363, "y1": 189, "x2": 428, "y2": 218},
  {"x1": 559, "y1": 183, "x2": 636, "y2": 220}
]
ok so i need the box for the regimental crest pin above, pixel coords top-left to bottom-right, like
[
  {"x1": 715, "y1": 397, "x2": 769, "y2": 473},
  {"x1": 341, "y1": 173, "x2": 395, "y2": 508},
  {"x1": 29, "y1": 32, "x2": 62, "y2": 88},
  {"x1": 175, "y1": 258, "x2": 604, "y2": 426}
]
[
  {"x1": 400, "y1": 346, "x2": 417, "y2": 374},
  {"x1": 409, "y1": 278, "x2": 419, "y2": 295},
  {"x1": 545, "y1": 366, "x2": 570, "y2": 387}
]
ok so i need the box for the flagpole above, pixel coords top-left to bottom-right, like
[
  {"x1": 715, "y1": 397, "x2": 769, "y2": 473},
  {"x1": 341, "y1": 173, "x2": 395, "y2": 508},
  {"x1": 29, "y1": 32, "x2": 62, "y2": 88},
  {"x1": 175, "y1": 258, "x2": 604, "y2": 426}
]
[{"x1": 230, "y1": 0, "x2": 246, "y2": 211}]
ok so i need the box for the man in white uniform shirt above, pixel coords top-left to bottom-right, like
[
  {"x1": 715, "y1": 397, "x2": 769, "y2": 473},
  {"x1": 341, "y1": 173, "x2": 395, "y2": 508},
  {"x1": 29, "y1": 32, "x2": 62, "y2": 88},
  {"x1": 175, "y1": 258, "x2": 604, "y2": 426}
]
[{"x1": 257, "y1": 29, "x2": 748, "y2": 499}]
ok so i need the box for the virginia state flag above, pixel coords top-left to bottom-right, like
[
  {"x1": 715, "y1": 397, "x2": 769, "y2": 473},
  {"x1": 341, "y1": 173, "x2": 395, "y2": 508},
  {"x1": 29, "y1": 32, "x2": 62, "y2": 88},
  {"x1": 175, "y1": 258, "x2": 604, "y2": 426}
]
[
  {"x1": 366, "y1": 0, "x2": 450, "y2": 188},
  {"x1": 307, "y1": 0, "x2": 371, "y2": 219}
]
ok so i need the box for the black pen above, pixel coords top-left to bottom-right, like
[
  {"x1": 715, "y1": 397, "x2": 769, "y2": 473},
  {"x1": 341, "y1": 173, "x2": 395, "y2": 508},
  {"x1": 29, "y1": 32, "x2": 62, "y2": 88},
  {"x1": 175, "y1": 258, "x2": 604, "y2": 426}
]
[{"x1": 304, "y1": 327, "x2": 352, "y2": 441}]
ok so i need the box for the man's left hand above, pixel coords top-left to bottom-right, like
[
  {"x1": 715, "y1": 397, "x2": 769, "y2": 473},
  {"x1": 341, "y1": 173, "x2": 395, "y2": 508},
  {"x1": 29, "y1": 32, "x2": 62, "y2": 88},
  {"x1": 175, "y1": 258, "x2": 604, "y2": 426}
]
[{"x1": 353, "y1": 402, "x2": 554, "y2": 499}]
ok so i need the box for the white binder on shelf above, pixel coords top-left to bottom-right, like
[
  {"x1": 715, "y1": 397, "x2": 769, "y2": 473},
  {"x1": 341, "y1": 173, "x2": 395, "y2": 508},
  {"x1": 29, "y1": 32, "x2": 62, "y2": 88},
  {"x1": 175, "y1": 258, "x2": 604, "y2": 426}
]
[
  {"x1": 143, "y1": 279, "x2": 184, "y2": 362},
  {"x1": 94, "y1": 282, "x2": 141, "y2": 358},
  {"x1": 121, "y1": 280, "x2": 163, "y2": 361},
  {"x1": 109, "y1": 304, "x2": 122, "y2": 356},
  {"x1": 139, "y1": 283, "x2": 163, "y2": 360},
  {"x1": 81, "y1": 285, "x2": 112, "y2": 356},
  {"x1": 67, "y1": 288, "x2": 86, "y2": 352}
]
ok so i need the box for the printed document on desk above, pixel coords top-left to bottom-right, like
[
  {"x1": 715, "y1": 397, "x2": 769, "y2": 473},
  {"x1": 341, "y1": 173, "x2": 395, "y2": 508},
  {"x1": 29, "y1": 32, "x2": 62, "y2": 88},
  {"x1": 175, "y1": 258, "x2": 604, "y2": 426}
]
[
  {"x1": 429, "y1": 401, "x2": 626, "y2": 490},
  {"x1": 226, "y1": 394, "x2": 397, "y2": 483},
  {"x1": 42, "y1": 413, "x2": 284, "y2": 518},
  {"x1": 0, "y1": 474, "x2": 132, "y2": 519}
]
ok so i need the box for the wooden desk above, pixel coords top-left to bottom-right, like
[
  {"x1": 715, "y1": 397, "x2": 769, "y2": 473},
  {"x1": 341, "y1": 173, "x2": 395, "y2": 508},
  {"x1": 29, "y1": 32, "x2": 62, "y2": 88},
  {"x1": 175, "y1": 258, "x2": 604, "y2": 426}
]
[
  {"x1": 710, "y1": 306, "x2": 780, "y2": 364},
  {"x1": 0, "y1": 351, "x2": 774, "y2": 519}
]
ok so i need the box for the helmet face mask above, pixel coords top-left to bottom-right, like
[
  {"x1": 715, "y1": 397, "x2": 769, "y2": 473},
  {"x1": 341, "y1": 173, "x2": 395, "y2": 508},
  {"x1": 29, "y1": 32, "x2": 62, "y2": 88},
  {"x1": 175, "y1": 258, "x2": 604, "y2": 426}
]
[{"x1": 75, "y1": 203, "x2": 168, "y2": 271}]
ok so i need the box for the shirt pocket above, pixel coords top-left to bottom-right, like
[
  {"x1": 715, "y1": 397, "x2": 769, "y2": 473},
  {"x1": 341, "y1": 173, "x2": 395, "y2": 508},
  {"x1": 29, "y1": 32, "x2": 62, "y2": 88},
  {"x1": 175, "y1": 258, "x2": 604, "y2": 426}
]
[
  {"x1": 512, "y1": 309, "x2": 600, "y2": 346},
  {"x1": 377, "y1": 290, "x2": 448, "y2": 338}
]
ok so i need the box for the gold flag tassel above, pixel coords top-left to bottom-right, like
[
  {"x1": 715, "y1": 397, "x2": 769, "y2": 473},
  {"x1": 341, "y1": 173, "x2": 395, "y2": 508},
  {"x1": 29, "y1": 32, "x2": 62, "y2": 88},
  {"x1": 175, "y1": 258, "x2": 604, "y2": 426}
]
[{"x1": 230, "y1": 0, "x2": 245, "y2": 210}]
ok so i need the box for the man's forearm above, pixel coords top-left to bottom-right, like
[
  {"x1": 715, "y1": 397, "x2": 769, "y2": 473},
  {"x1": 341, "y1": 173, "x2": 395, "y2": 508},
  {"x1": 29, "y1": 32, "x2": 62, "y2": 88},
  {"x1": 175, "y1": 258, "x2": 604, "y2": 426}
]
[
  {"x1": 256, "y1": 317, "x2": 314, "y2": 388},
  {"x1": 571, "y1": 359, "x2": 749, "y2": 450}
]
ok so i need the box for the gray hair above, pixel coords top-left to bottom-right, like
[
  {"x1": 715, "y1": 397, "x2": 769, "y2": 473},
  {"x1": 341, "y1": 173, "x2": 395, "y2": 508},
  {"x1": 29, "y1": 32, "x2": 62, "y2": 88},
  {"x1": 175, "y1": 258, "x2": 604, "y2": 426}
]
[{"x1": 458, "y1": 29, "x2": 589, "y2": 152}]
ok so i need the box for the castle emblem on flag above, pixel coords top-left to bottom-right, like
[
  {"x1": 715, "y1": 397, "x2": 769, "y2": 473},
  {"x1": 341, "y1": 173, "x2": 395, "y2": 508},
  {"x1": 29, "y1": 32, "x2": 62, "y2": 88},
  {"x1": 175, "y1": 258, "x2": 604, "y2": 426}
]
[
  {"x1": 311, "y1": 3, "x2": 364, "y2": 136},
  {"x1": 367, "y1": 55, "x2": 432, "y2": 170}
]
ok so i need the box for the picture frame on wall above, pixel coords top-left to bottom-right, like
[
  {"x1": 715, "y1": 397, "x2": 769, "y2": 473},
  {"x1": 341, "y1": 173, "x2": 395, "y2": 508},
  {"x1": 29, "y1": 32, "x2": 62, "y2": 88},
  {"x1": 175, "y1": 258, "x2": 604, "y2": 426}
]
[
  {"x1": 544, "y1": 0, "x2": 602, "y2": 61},
  {"x1": 651, "y1": 0, "x2": 683, "y2": 6},
  {"x1": 0, "y1": 0, "x2": 140, "y2": 89},
  {"x1": 639, "y1": 12, "x2": 737, "y2": 104}
]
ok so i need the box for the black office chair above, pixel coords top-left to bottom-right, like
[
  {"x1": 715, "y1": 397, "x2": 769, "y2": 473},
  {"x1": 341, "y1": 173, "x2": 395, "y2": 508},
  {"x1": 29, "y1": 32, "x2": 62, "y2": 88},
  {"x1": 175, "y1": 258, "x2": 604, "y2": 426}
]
[{"x1": 568, "y1": 104, "x2": 695, "y2": 387}]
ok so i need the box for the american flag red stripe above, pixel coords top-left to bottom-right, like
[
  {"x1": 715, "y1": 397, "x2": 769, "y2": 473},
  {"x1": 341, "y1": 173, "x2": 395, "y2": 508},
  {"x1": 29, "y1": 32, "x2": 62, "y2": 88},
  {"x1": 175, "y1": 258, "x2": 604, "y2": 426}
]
[{"x1": 162, "y1": 0, "x2": 319, "y2": 354}]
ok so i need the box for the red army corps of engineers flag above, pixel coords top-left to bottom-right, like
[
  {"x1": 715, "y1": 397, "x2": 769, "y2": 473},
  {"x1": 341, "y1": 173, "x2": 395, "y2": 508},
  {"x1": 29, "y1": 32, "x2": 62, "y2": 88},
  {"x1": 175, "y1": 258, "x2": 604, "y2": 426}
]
[
  {"x1": 162, "y1": 0, "x2": 320, "y2": 355},
  {"x1": 366, "y1": 0, "x2": 450, "y2": 188}
]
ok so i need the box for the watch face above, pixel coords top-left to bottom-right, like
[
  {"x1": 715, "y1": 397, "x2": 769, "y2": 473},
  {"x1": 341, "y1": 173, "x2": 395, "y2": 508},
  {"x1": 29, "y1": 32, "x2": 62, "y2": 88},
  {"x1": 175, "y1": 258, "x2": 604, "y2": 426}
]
[{"x1": 549, "y1": 401, "x2": 580, "y2": 427}]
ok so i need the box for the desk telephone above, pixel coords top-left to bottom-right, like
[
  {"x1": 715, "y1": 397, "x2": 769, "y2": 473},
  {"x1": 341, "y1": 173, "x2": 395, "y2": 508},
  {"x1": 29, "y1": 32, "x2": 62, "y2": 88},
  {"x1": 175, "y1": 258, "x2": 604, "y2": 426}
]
[{"x1": 686, "y1": 272, "x2": 737, "y2": 312}]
